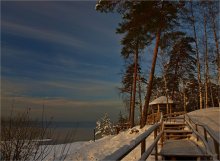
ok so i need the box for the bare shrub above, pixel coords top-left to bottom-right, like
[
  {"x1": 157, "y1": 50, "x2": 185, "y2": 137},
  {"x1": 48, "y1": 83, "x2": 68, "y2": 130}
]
[{"x1": 0, "y1": 108, "x2": 53, "y2": 160}]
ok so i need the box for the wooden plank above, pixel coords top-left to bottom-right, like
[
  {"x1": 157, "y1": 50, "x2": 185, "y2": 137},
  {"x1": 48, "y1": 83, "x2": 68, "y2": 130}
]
[
  {"x1": 160, "y1": 140, "x2": 209, "y2": 157},
  {"x1": 164, "y1": 123, "x2": 186, "y2": 126},
  {"x1": 164, "y1": 127, "x2": 186, "y2": 130},
  {"x1": 164, "y1": 134, "x2": 191, "y2": 137},
  {"x1": 164, "y1": 130, "x2": 192, "y2": 133}
]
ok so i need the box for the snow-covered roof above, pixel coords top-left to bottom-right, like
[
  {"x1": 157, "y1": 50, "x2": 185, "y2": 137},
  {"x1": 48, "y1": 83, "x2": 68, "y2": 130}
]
[{"x1": 149, "y1": 96, "x2": 174, "y2": 105}]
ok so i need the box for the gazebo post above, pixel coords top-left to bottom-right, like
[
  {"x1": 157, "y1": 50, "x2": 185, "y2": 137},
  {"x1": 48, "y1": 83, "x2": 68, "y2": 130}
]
[
  {"x1": 169, "y1": 104, "x2": 172, "y2": 114},
  {"x1": 151, "y1": 105, "x2": 153, "y2": 114},
  {"x1": 157, "y1": 104, "x2": 160, "y2": 113}
]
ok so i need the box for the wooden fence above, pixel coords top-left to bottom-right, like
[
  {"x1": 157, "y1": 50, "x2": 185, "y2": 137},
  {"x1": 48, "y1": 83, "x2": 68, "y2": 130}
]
[
  {"x1": 185, "y1": 114, "x2": 220, "y2": 160},
  {"x1": 102, "y1": 113, "x2": 163, "y2": 161},
  {"x1": 101, "y1": 112, "x2": 218, "y2": 161}
]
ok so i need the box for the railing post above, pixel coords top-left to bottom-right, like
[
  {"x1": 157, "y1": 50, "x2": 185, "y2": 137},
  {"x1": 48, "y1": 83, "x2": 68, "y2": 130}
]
[
  {"x1": 154, "y1": 114, "x2": 155, "y2": 124},
  {"x1": 141, "y1": 140, "x2": 146, "y2": 156},
  {"x1": 94, "y1": 128, "x2": 96, "y2": 142},
  {"x1": 195, "y1": 124, "x2": 199, "y2": 141},
  {"x1": 213, "y1": 139, "x2": 220, "y2": 160},
  {"x1": 204, "y1": 128, "x2": 208, "y2": 142},
  {"x1": 154, "y1": 129, "x2": 158, "y2": 161},
  {"x1": 161, "y1": 132, "x2": 164, "y2": 147},
  {"x1": 183, "y1": 114, "x2": 185, "y2": 123}
]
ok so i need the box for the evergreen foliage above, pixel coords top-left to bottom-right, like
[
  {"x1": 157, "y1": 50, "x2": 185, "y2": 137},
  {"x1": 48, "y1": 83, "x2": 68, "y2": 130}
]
[
  {"x1": 96, "y1": 0, "x2": 219, "y2": 126},
  {"x1": 95, "y1": 113, "x2": 114, "y2": 137}
]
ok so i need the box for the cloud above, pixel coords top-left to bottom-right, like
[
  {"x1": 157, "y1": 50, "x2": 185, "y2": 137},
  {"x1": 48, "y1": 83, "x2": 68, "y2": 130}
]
[
  {"x1": 1, "y1": 76, "x2": 120, "y2": 100},
  {"x1": 1, "y1": 95, "x2": 123, "y2": 121},
  {"x1": 1, "y1": 45, "x2": 121, "y2": 84},
  {"x1": 12, "y1": 1, "x2": 120, "y2": 40},
  {"x1": 2, "y1": 21, "x2": 88, "y2": 49},
  {"x1": 1, "y1": 2, "x2": 125, "y2": 122},
  {"x1": 1, "y1": 95, "x2": 121, "y2": 109},
  {"x1": 1, "y1": 77, "x2": 123, "y2": 122}
]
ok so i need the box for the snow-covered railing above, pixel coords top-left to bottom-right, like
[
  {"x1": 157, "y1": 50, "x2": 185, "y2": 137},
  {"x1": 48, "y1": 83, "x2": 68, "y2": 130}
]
[
  {"x1": 163, "y1": 111, "x2": 186, "y2": 118},
  {"x1": 147, "y1": 112, "x2": 161, "y2": 124},
  {"x1": 163, "y1": 111, "x2": 186, "y2": 122},
  {"x1": 185, "y1": 114, "x2": 219, "y2": 160},
  {"x1": 102, "y1": 113, "x2": 163, "y2": 161}
]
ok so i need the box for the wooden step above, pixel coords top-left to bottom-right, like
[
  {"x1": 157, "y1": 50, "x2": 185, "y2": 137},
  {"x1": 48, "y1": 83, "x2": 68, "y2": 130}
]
[
  {"x1": 163, "y1": 130, "x2": 192, "y2": 140},
  {"x1": 164, "y1": 124, "x2": 186, "y2": 129},
  {"x1": 164, "y1": 126, "x2": 185, "y2": 128},
  {"x1": 164, "y1": 135, "x2": 191, "y2": 140},
  {"x1": 164, "y1": 127, "x2": 185, "y2": 130},
  {"x1": 159, "y1": 140, "x2": 211, "y2": 158},
  {"x1": 164, "y1": 117, "x2": 185, "y2": 122},
  {"x1": 164, "y1": 130, "x2": 192, "y2": 134},
  {"x1": 164, "y1": 123, "x2": 186, "y2": 126}
]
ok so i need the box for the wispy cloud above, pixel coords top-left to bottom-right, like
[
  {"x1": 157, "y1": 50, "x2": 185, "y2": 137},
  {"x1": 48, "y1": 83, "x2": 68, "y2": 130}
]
[
  {"x1": 2, "y1": 46, "x2": 121, "y2": 83},
  {"x1": 1, "y1": 77, "x2": 123, "y2": 121},
  {"x1": 2, "y1": 21, "x2": 88, "y2": 49},
  {"x1": 1, "y1": 76, "x2": 120, "y2": 99},
  {"x1": 11, "y1": 1, "x2": 120, "y2": 40},
  {"x1": 1, "y1": 95, "x2": 122, "y2": 109},
  {"x1": 1, "y1": 1, "x2": 125, "y2": 122},
  {"x1": 1, "y1": 94, "x2": 123, "y2": 121}
]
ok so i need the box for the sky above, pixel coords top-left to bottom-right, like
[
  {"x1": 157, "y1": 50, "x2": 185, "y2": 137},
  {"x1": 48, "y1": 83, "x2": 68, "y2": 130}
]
[
  {"x1": 1, "y1": 1, "x2": 156, "y2": 123},
  {"x1": 1, "y1": 1, "x2": 129, "y2": 122}
]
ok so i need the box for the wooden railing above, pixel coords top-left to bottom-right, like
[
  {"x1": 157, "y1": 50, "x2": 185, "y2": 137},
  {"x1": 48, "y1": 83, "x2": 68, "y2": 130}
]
[
  {"x1": 185, "y1": 114, "x2": 219, "y2": 160},
  {"x1": 102, "y1": 112, "x2": 218, "y2": 161},
  {"x1": 102, "y1": 113, "x2": 163, "y2": 161},
  {"x1": 147, "y1": 112, "x2": 161, "y2": 124},
  {"x1": 163, "y1": 111, "x2": 186, "y2": 122},
  {"x1": 114, "y1": 123, "x2": 130, "y2": 134}
]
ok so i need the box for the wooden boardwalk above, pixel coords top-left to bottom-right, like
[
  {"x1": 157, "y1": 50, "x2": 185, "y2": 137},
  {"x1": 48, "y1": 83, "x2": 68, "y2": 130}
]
[
  {"x1": 101, "y1": 110, "x2": 219, "y2": 161},
  {"x1": 160, "y1": 140, "x2": 209, "y2": 159},
  {"x1": 159, "y1": 114, "x2": 215, "y2": 161}
]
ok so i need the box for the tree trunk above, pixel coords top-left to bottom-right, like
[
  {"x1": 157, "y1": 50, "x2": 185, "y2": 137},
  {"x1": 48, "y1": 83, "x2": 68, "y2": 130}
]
[
  {"x1": 129, "y1": 83, "x2": 133, "y2": 123},
  {"x1": 204, "y1": 13, "x2": 209, "y2": 108},
  {"x1": 183, "y1": 83, "x2": 186, "y2": 112},
  {"x1": 138, "y1": 74, "x2": 143, "y2": 125},
  {"x1": 130, "y1": 41, "x2": 139, "y2": 128},
  {"x1": 190, "y1": 1, "x2": 203, "y2": 110},
  {"x1": 184, "y1": 91, "x2": 186, "y2": 112},
  {"x1": 171, "y1": 60, "x2": 179, "y2": 100},
  {"x1": 141, "y1": 28, "x2": 161, "y2": 128},
  {"x1": 209, "y1": 6, "x2": 220, "y2": 106},
  {"x1": 163, "y1": 71, "x2": 169, "y2": 114},
  {"x1": 209, "y1": 83, "x2": 214, "y2": 107}
]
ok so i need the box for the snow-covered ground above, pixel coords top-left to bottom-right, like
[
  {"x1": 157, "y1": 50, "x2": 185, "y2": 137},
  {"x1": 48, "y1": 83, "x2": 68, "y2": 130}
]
[
  {"x1": 42, "y1": 107, "x2": 219, "y2": 161},
  {"x1": 188, "y1": 107, "x2": 220, "y2": 138},
  {"x1": 43, "y1": 125, "x2": 156, "y2": 161},
  {"x1": 188, "y1": 107, "x2": 220, "y2": 157}
]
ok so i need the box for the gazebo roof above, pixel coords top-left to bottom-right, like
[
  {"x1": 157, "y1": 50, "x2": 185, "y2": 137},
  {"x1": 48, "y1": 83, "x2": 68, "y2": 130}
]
[{"x1": 149, "y1": 96, "x2": 174, "y2": 105}]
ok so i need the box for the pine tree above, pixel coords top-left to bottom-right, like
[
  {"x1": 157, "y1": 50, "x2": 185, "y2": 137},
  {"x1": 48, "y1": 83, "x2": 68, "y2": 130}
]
[
  {"x1": 96, "y1": 1, "x2": 184, "y2": 128},
  {"x1": 188, "y1": 1, "x2": 203, "y2": 110},
  {"x1": 95, "y1": 113, "x2": 114, "y2": 137}
]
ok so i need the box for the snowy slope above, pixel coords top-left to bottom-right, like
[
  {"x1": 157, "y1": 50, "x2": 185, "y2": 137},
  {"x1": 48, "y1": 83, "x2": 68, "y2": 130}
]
[
  {"x1": 43, "y1": 107, "x2": 219, "y2": 161},
  {"x1": 44, "y1": 126, "x2": 155, "y2": 161},
  {"x1": 188, "y1": 107, "x2": 220, "y2": 138}
]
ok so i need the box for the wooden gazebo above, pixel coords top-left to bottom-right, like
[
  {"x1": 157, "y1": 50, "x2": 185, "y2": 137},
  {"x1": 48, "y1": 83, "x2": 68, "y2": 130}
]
[{"x1": 149, "y1": 96, "x2": 175, "y2": 114}]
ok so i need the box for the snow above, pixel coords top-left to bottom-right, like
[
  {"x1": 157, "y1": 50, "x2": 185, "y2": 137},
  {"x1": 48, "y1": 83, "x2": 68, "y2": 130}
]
[
  {"x1": 149, "y1": 96, "x2": 174, "y2": 105},
  {"x1": 187, "y1": 107, "x2": 220, "y2": 157},
  {"x1": 43, "y1": 125, "x2": 155, "y2": 161},
  {"x1": 42, "y1": 107, "x2": 219, "y2": 161},
  {"x1": 187, "y1": 107, "x2": 220, "y2": 138}
]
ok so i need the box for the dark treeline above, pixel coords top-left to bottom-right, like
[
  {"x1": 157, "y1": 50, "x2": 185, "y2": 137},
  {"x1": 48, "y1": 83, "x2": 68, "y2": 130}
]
[{"x1": 96, "y1": 1, "x2": 219, "y2": 128}]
